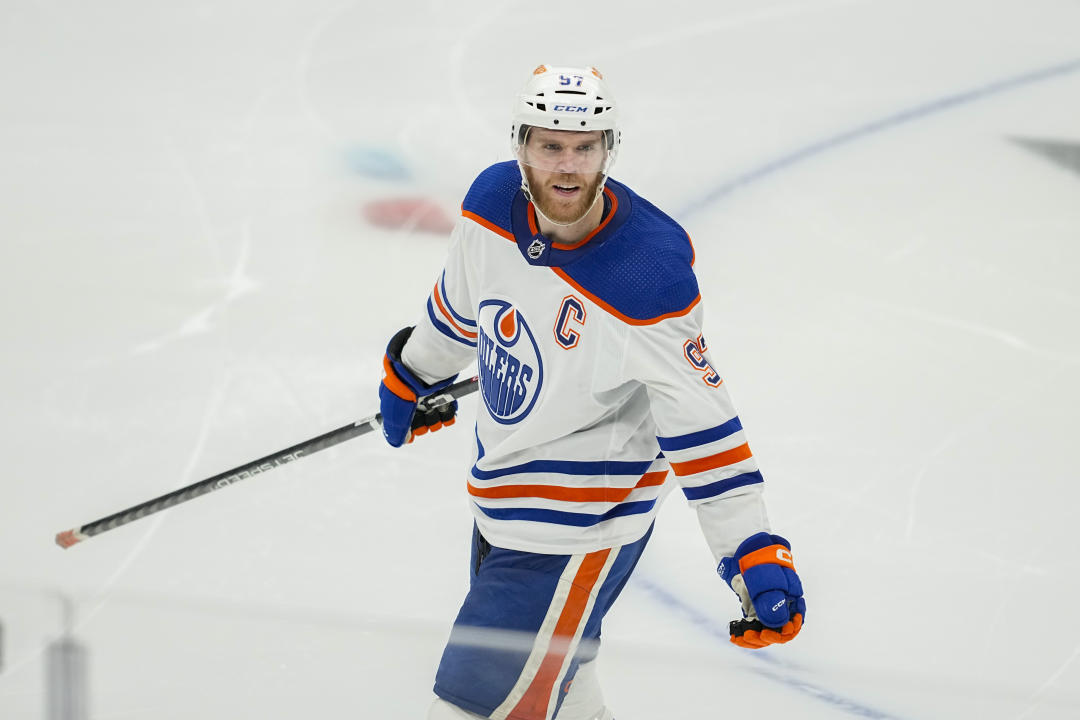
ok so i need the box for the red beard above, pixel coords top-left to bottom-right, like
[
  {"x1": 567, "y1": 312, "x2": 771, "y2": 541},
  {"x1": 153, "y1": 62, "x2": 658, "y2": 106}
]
[{"x1": 522, "y1": 165, "x2": 603, "y2": 225}]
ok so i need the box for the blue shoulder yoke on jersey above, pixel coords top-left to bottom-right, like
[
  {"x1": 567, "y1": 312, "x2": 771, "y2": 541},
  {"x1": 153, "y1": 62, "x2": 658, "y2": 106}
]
[
  {"x1": 555, "y1": 183, "x2": 699, "y2": 323},
  {"x1": 461, "y1": 161, "x2": 521, "y2": 235},
  {"x1": 462, "y1": 161, "x2": 700, "y2": 324}
]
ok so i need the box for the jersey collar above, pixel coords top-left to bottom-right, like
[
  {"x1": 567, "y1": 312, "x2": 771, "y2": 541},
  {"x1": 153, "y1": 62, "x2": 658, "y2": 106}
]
[{"x1": 510, "y1": 180, "x2": 631, "y2": 267}]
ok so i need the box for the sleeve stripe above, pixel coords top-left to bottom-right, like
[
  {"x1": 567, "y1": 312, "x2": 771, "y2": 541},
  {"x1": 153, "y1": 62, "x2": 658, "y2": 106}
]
[
  {"x1": 657, "y1": 416, "x2": 743, "y2": 452},
  {"x1": 682, "y1": 471, "x2": 763, "y2": 501},
  {"x1": 426, "y1": 298, "x2": 477, "y2": 347},
  {"x1": 438, "y1": 271, "x2": 476, "y2": 328},
  {"x1": 669, "y1": 443, "x2": 753, "y2": 477},
  {"x1": 431, "y1": 281, "x2": 477, "y2": 339}
]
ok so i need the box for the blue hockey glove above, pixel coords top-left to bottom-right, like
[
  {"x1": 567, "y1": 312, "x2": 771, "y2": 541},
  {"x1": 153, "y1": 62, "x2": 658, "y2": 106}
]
[
  {"x1": 379, "y1": 326, "x2": 458, "y2": 447},
  {"x1": 718, "y1": 532, "x2": 806, "y2": 649}
]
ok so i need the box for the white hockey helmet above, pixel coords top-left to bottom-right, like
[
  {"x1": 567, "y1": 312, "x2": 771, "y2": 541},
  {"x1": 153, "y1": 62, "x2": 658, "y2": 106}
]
[{"x1": 512, "y1": 64, "x2": 620, "y2": 149}]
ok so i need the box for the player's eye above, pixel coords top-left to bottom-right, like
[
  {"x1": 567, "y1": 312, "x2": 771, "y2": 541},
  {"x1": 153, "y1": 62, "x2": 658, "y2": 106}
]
[{"x1": 543, "y1": 143, "x2": 562, "y2": 152}]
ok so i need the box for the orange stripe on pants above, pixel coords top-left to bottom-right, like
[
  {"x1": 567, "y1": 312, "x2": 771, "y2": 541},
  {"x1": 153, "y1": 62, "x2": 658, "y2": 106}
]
[{"x1": 507, "y1": 549, "x2": 612, "y2": 720}]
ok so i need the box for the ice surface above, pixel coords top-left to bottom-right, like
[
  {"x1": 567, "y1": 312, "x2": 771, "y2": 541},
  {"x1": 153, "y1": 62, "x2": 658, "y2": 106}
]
[{"x1": 2, "y1": 1, "x2": 1079, "y2": 718}]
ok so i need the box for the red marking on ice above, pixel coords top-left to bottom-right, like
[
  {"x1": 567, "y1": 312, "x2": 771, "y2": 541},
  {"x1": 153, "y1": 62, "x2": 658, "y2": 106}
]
[{"x1": 363, "y1": 198, "x2": 454, "y2": 234}]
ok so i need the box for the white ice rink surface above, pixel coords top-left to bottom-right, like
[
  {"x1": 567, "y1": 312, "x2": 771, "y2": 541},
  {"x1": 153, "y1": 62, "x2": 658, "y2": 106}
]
[{"x1": 3, "y1": 1, "x2": 1080, "y2": 718}]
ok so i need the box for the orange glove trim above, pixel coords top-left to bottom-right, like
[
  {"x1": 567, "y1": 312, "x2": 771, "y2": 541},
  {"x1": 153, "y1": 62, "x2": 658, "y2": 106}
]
[
  {"x1": 382, "y1": 355, "x2": 418, "y2": 402},
  {"x1": 738, "y1": 544, "x2": 795, "y2": 574}
]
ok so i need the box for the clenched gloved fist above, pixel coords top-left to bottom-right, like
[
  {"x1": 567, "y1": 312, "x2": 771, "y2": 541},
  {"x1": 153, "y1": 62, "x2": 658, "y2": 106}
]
[
  {"x1": 719, "y1": 532, "x2": 806, "y2": 649},
  {"x1": 379, "y1": 326, "x2": 458, "y2": 447}
]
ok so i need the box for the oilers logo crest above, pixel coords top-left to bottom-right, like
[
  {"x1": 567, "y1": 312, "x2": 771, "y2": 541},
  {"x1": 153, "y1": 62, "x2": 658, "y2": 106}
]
[{"x1": 476, "y1": 299, "x2": 543, "y2": 424}]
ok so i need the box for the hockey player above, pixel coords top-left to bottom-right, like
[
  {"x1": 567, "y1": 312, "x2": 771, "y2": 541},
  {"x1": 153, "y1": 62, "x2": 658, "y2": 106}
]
[{"x1": 378, "y1": 65, "x2": 806, "y2": 720}]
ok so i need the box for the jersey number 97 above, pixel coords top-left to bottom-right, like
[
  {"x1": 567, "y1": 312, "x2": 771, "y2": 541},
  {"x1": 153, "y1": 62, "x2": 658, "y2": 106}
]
[{"x1": 683, "y1": 335, "x2": 722, "y2": 387}]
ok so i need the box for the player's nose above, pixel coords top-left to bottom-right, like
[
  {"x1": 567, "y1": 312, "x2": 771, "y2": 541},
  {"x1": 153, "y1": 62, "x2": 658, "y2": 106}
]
[{"x1": 553, "y1": 151, "x2": 575, "y2": 174}]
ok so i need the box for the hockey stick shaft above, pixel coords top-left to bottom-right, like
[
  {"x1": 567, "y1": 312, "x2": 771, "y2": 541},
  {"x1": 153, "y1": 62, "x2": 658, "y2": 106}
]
[{"x1": 55, "y1": 376, "x2": 479, "y2": 549}]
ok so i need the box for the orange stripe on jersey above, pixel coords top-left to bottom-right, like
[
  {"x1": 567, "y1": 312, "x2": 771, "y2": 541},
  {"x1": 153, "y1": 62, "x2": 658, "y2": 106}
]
[
  {"x1": 381, "y1": 355, "x2": 417, "y2": 402},
  {"x1": 468, "y1": 470, "x2": 667, "y2": 503},
  {"x1": 550, "y1": 267, "x2": 700, "y2": 327},
  {"x1": 509, "y1": 549, "x2": 611, "y2": 720},
  {"x1": 527, "y1": 203, "x2": 540, "y2": 236},
  {"x1": 431, "y1": 281, "x2": 478, "y2": 339},
  {"x1": 669, "y1": 443, "x2": 753, "y2": 477},
  {"x1": 462, "y1": 208, "x2": 515, "y2": 242}
]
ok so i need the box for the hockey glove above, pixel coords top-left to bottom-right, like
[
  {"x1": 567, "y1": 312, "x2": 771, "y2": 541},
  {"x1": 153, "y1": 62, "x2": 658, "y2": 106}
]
[
  {"x1": 379, "y1": 326, "x2": 458, "y2": 447},
  {"x1": 719, "y1": 532, "x2": 806, "y2": 649}
]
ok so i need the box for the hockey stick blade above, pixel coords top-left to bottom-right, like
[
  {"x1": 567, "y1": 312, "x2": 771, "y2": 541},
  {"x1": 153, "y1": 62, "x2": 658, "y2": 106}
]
[{"x1": 55, "y1": 375, "x2": 479, "y2": 548}]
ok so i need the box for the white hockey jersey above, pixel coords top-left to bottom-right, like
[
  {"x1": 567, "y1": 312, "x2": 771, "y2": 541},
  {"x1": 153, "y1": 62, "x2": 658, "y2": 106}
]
[{"x1": 401, "y1": 161, "x2": 770, "y2": 560}]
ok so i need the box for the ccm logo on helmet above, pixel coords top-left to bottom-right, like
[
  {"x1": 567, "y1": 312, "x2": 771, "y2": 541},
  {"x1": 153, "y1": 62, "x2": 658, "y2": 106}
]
[{"x1": 552, "y1": 104, "x2": 588, "y2": 113}]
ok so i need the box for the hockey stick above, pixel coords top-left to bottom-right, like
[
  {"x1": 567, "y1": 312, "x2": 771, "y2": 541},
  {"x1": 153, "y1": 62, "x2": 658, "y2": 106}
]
[{"x1": 55, "y1": 376, "x2": 479, "y2": 549}]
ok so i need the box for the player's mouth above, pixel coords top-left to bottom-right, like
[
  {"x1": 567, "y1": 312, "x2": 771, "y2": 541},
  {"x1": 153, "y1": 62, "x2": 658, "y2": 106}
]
[{"x1": 551, "y1": 183, "x2": 581, "y2": 197}]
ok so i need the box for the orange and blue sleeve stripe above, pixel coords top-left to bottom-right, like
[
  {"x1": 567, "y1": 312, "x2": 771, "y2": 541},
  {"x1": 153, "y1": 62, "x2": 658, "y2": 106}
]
[
  {"x1": 657, "y1": 418, "x2": 764, "y2": 501},
  {"x1": 427, "y1": 271, "x2": 477, "y2": 347}
]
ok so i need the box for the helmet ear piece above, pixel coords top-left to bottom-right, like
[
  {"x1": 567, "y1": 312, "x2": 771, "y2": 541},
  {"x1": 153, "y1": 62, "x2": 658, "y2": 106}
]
[{"x1": 603, "y1": 129, "x2": 617, "y2": 152}]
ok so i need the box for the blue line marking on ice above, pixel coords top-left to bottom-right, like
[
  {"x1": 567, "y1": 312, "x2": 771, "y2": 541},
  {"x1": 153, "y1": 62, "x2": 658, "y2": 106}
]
[
  {"x1": 637, "y1": 579, "x2": 906, "y2": 719},
  {"x1": 646, "y1": 56, "x2": 1080, "y2": 718},
  {"x1": 678, "y1": 56, "x2": 1080, "y2": 218}
]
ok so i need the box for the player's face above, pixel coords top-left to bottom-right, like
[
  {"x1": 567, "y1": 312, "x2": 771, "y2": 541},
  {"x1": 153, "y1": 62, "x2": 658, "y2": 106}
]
[{"x1": 519, "y1": 128, "x2": 607, "y2": 225}]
